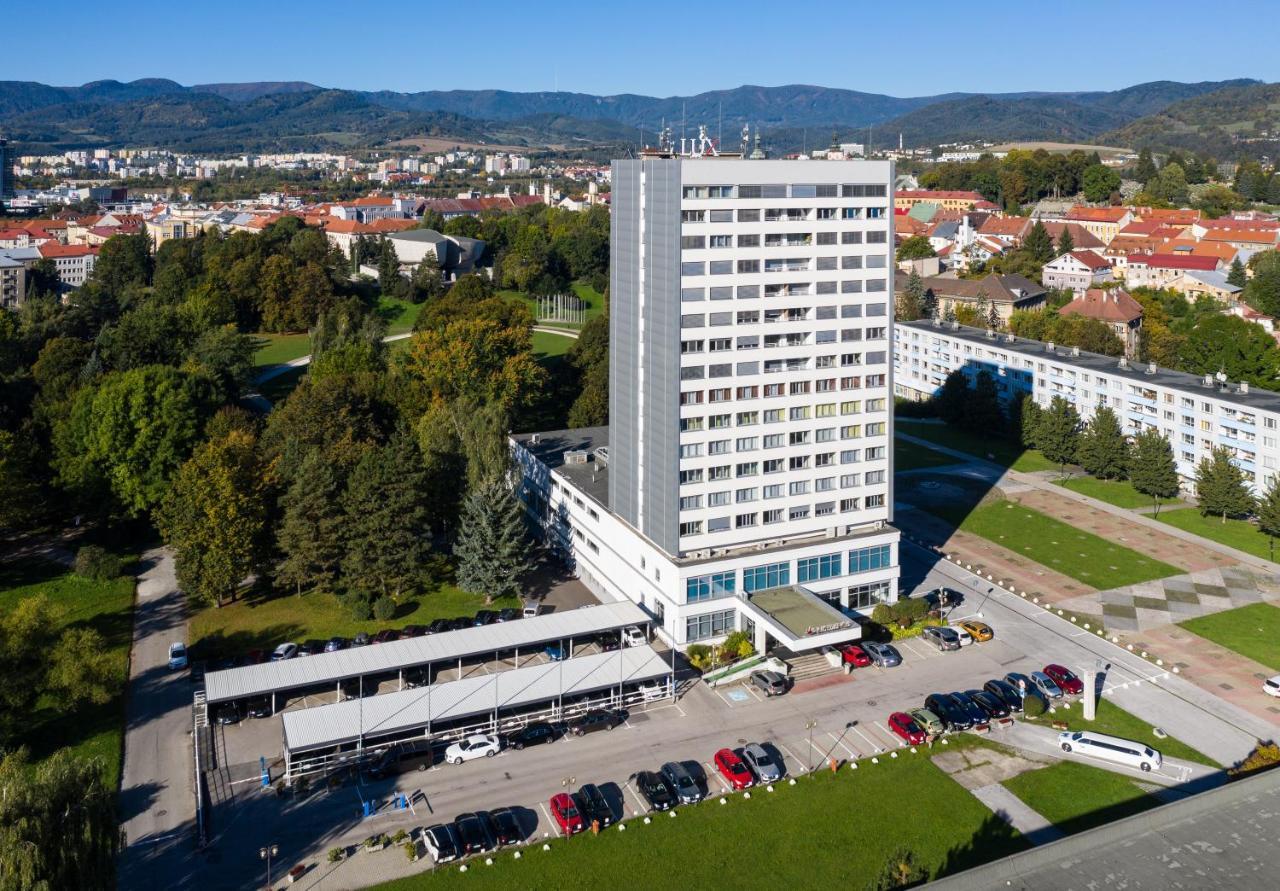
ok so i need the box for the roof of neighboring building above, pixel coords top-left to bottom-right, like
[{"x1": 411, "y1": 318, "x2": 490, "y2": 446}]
[
  {"x1": 1132, "y1": 206, "x2": 1200, "y2": 226},
  {"x1": 897, "y1": 189, "x2": 984, "y2": 201},
  {"x1": 1065, "y1": 205, "x2": 1130, "y2": 223},
  {"x1": 930, "y1": 767, "x2": 1280, "y2": 891},
  {"x1": 1119, "y1": 220, "x2": 1163, "y2": 236},
  {"x1": 1202, "y1": 217, "x2": 1280, "y2": 231},
  {"x1": 1048, "y1": 250, "x2": 1111, "y2": 271},
  {"x1": 747, "y1": 586, "x2": 853, "y2": 639},
  {"x1": 1203, "y1": 228, "x2": 1279, "y2": 246},
  {"x1": 1127, "y1": 252, "x2": 1219, "y2": 270},
  {"x1": 511, "y1": 427, "x2": 610, "y2": 508},
  {"x1": 1039, "y1": 221, "x2": 1104, "y2": 249},
  {"x1": 977, "y1": 216, "x2": 1028, "y2": 238},
  {"x1": 1060, "y1": 287, "x2": 1142, "y2": 323},
  {"x1": 907, "y1": 202, "x2": 939, "y2": 223},
  {"x1": 322, "y1": 218, "x2": 417, "y2": 235},
  {"x1": 906, "y1": 272, "x2": 1047, "y2": 305},
  {"x1": 1178, "y1": 269, "x2": 1242, "y2": 294},
  {"x1": 386, "y1": 228, "x2": 447, "y2": 244},
  {"x1": 38, "y1": 242, "x2": 97, "y2": 259}
]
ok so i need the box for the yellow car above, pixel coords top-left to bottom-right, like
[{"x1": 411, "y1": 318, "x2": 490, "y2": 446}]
[{"x1": 957, "y1": 620, "x2": 994, "y2": 642}]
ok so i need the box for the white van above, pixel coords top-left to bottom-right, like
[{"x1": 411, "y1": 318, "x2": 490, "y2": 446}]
[
  {"x1": 622, "y1": 625, "x2": 647, "y2": 648},
  {"x1": 1058, "y1": 730, "x2": 1162, "y2": 772}
]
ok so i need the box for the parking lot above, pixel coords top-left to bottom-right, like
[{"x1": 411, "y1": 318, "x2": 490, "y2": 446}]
[{"x1": 196, "y1": 544, "x2": 1273, "y2": 889}]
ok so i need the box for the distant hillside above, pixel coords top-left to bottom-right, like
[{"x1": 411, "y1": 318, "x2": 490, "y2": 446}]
[
  {"x1": 1103, "y1": 82, "x2": 1280, "y2": 157},
  {"x1": 192, "y1": 81, "x2": 321, "y2": 102}
]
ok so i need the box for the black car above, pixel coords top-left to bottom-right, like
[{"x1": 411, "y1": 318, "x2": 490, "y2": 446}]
[
  {"x1": 404, "y1": 667, "x2": 430, "y2": 688},
  {"x1": 497, "y1": 608, "x2": 519, "y2": 622},
  {"x1": 402, "y1": 624, "x2": 428, "y2": 638},
  {"x1": 453, "y1": 812, "x2": 493, "y2": 854},
  {"x1": 324, "y1": 637, "x2": 348, "y2": 653},
  {"x1": 246, "y1": 696, "x2": 272, "y2": 719},
  {"x1": 352, "y1": 632, "x2": 371, "y2": 647},
  {"x1": 574, "y1": 783, "x2": 613, "y2": 828},
  {"x1": 422, "y1": 824, "x2": 461, "y2": 864},
  {"x1": 635, "y1": 770, "x2": 677, "y2": 812},
  {"x1": 567, "y1": 709, "x2": 622, "y2": 737},
  {"x1": 473, "y1": 610, "x2": 498, "y2": 626},
  {"x1": 448, "y1": 617, "x2": 471, "y2": 631},
  {"x1": 339, "y1": 679, "x2": 366, "y2": 700},
  {"x1": 924, "y1": 693, "x2": 971, "y2": 731},
  {"x1": 366, "y1": 739, "x2": 434, "y2": 778},
  {"x1": 213, "y1": 702, "x2": 241, "y2": 725},
  {"x1": 949, "y1": 692, "x2": 991, "y2": 726},
  {"x1": 487, "y1": 807, "x2": 522, "y2": 846},
  {"x1": 373, "y1": 629, "x2": 402, "y2": 644},
  {"x1": 967, "y1": 689, "x2": 1010, "y2": 720},
  {"x1": 505, "y1": 721, "x2": 558, "y2": 750},
  {"x1": 983, "y1": 679, "x2": 1024, "y2": 714},
  {"x1": 427, "y1": 619, "x2": 452, "y2": 635},
  {"x1": 595, "y1": 633, "x2": 621, "y2": 652}
]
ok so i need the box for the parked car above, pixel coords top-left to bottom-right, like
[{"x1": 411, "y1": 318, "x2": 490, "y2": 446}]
[
  {"x1": 404, "y1": 667, "x2": 430, "y2": 688},
  {"x1": 497, "y1": 608, "x2": 519, "y2": 622},
  {"x1": 638, "y1": 679, "x2": 669, "y2": 701},
  {"x1": 957, "y1": 620, "x2": 993, "y2": 642},
  {"x1": 448, "y1": 617, "x2": 471, "y2": 631},
  {"x1": 473, "y1": 610, "x2": 497, "y2": 626},
  {"x1": 246, "y1": 648, "x2": 267, "y2": 664},
  {"x1": 839, "y1": 643, "x2": 872, "y2": 667},
  {"x1": 487, "y1": 807, "x2": 522, "y2": 847},
  {"x1": 168, "y1": 642, "x2": 188, "y2": 670},
  {"x1": 544, "y1": 643, "x2": 567, "y2": 661},
  {"x1": 270, "y1": 642, "x2": 298, "y2": 661},
  {"x1": 246, "y1": 697, "x2": 272, "y2": 719},
  {"x1": 1043, "y1": 664, "x2": 1084, "y2": 695},
  {"x1": 574, "y1": 783, "x2": 613, "y2": 828},
  {"x1": 622, "y1": 625, "x2": 647, "y2": 648},
  {"x1": 372, "y1": 629, "x2": 401, "y2": 644},
  {"x1": 714, "y1": 748, "x2": 755, "y2": 789},
  {"x1": 444, "y1": 734, "x2": 501, "y2": 764},
  {"x1": 887, "y1": 711, "x2": 926, "y2": 745},
  {"x1": 351, "y1": 632, "x2": 371, "y2": 647},
  {"x1": 1266, "y1": 675, "x2": 1280, "y2": 698},
  {"x1": 366, "y1": 739, "x2": 434, "y2": 778},
  {"x1": 505, "y1": 721, "x2": 558, "y2": 749},
  {"x1": 402, "y1": 624, "x2": 428, "y2": 638},
  {"x1": 661, "y1": 761, "x2": 703, "y2": 804},
  {"x1": 422, "y1": 824, "x2": 461, "y2": 864},
  {"x1": 750, "y1": 670, "x2": 789, "y2": 697},
  {"x1": 635, "y1": 770, "x2": 677, "y2": 811},
  {"x1": 862, "y1": 641, "x2": 902, "y2": 667},
  {"x1": 454, "y1": 812, "x2": 494, "y2": 853},
  {"x1": 953, "y1": 627, "x2": 974, "y2": 647},
  {"x1": 983, "y1": 679, "x2": 1024, "y2": 713},
  {"x1": 548, "y1": 792, "x2": 584, "y2": 836},
  {"x1": 324, "y1": 636, "x2": 347, "y2": 653},
  {"x1": 522, "y1": 601, "x2": 542, "y2": 618},
  {"x1": 742, "y1": 742, "x2": 783, "y2": 782},
  {"x1": 426, "y1": 619, "x2": 451, "y2": 635},
  {"x1": 213, "y1": 702, "x2": 241, "y2": 725},
  {"x1": 949, "y1": 692, "x2": 990, "y2": 726},
  {"x1": 908, "y1": 708, "x2": 945, "y2": 737},
  {"x1": 921, "y1": 626, "x2": 961, "y2": 652},
  {"x1": 1059, "y1": 730, "x2": 1161, "y2": 772},
  {"x1": 596, "y1": 634, "x2": 622, "y2": 652},
  {"x1": 1030, "y1": 671, "x2": 1064, "y2": 700},
  {"x1": 966, "y1": 689, "x2": 1010, "y2": 720},
  {"x1": 567, "y1": 709, "x2": 622, "y2": 737},
  {"x1": 924, "y1": 693, "x2": 971, "y2": 731},
  {"x1": 339, "y1": 679, "x2": 365, "y2": 700}
]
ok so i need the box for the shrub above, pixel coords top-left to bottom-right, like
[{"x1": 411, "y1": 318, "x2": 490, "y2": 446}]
[
  {"x1": 327, "y1": 847, "x2": 343, "y2": 863},
  {"x1": 1022, "y1": 694, "x2": 1047, "y2": 718},
  {"x1": 896, "y1": 598, "x2": 929, "y2": 626},
  {"x1": 74, "y1": 545, "x2": 126, "y2": 581},
  {"x1": 371, "y1": 595, "x2": 396, "y2": 621},
  {"x1": 403, "y1": 840, "x2": 417, "y2": 861},
  {"x1": 894, "y1": 396, "x2": 938, "y2": 419},
  {"x1": 1229, "y1": 741, "x2": 1280, "y2": 779},
  {"x1": 391, "y1": 828, "x2": 408, "y2": 844},
  {"x1": 871, "y1": 603, "x2": 895, "y2": 626},
  {"x1": 347, "y1": 593, "x2": 373, "y2": 621},
  {"x1": 686, "y1": 644, "x2": 712, "y2": 672}
]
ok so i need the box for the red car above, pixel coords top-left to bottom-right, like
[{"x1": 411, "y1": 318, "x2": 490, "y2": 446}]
[
  {"x1": 887, "y1": 711, "x2": 927, "y2": 745},
  {"x1": 549, "y1": 792, "x2": 584, "y2": 836},
  {"x1": 1043, "y1": 664, "x2": 1084, "y2": 696},
  {"x1": 839, "y1": 643, "x2": 872, "y2": 667},
  {"x1": 714, "y1": 748, "x2": 755, "y2": 790}
]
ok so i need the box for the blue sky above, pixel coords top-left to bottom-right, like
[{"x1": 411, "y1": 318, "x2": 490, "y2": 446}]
[{"x1": 8, "y1": 0, "x2": 1274, "y2": 97}]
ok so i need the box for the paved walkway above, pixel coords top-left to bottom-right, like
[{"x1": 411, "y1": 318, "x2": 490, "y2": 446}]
[
  {"x1": 252, "y1": 332, "x2": 415, "y2": 386},
  {"x1": 970, "y1": 784, "x2": 1063, "y2": 845}
]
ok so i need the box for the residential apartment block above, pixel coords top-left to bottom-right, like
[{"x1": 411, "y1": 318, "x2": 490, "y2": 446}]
[
  {"x1": 895, "y1": 319, "x2": 1280, "y2": 495},
  {"x1": 512, "y1": 154, "x2": 901, "y2": 653}
]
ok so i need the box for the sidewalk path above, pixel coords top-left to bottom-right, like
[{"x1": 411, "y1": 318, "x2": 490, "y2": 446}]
[
  {"x1": 969, "y1": 784, "x2": 1063, "y2": 845},
  {"x1": 252, "y1": 332, "x2": 414, "y2": 386}
]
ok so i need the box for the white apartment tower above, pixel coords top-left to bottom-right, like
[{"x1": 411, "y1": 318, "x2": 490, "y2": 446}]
[{"x1": 512, "y1": 149, "x2": 901, "y2": 652}]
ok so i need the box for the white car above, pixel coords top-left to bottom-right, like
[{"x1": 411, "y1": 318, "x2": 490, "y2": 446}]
[
  {"x1": 638, "y1": 679, "x2": 669, "y2": 701},
  {"x1": 954, "y1": 628, "x2": 974, "y2": 647},
  {"x1": 270, "y1": 642, "x2": 298, "y2": 661},
  {"x1": 1265, "y1": 675, "x2": 1280, "y2": 697},
  {"x1": 167, "y1": 642, "x2": 188, "y2": 670},
  {"x1": 622, "y1": 625, "x2": 647, "y2": 648},
  {"x1": 444, "y1": 734, "x2": 501, "y2": 764}
]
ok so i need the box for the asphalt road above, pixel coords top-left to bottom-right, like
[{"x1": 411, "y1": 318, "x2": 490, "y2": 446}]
[{"x1": 117, "y1": 547, "x2": 199, "y2": 891}]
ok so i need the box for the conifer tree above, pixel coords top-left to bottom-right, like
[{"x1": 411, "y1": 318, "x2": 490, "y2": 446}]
[
  {"x1": 1037, "y1": 396, "x2": 1080, "y2": 477},
  {"x1": 1023, "y1": 221, "x2": 1055, "y2": 264},
  {"x1": 1056, "y1": 227, "x2": 1074, "y2": 256},
  {"x1": 1076, "y1": 406, "x2": 1129, "y2": 480},
  {"x1": 1195, "y1": 445, "x2": 1255, "y2": 523},
  {"x1": 454, "y1": 477, "x2": 531, "y2": 604},
  {"x1": 1128, "y1": 428, "x2": 1180, "y2": 516},
  {"x1": 1256, "y1": 476, "x2": 1280, "y2": 562},
  {"x1": 276, "y1": 450, "x2": 345, "y2": 595}
]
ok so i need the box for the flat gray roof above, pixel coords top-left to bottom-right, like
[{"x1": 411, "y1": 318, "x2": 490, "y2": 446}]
[
  {"x1": 511, "y1": 426, "x2": 610, "y2": 509},
  {"x1": 282, "y1": 645, "x2": 672, "y2": 753},
  {"x1": 204, "y1": 600, "x2": 649, "y2": 704},
  {"x1": 931, "y1": 767, "x2": 1280, "y2": 890},
  {"x1": 900, "y1": 318, "x2": 1280, "y2": 413}
]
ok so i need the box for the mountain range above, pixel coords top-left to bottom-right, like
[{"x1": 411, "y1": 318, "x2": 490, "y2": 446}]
[{"x1": 0, "y1": 77, "x2": 1269, "y2": 156}]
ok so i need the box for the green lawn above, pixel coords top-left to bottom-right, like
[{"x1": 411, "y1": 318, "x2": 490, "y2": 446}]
[
  {"x1": 1002, "y1": 760, "x2": 1159, "y2": 834},
  {"x1": 376, "y1": 296, "x2": 420, "y2": 335},
  {"x1": 532, "y1": 329, "x2": 575, "y2": 358},
  {"x1": 935, "y1": 499, "x2": 1181, "y2": 590},
  {"x1": 253, "y1": 332, "x2": 312, "y2": 368},
  {"x1": 1025, "y1": 698, "x2": 1217, "y2": 767},
  {"x1": 1055, "y1": 476, "x2": 1183, "y2": 511},
  {"x1": 895, "y1": 437, "x2": 965, "y2": 472},
  {"x1": 189, "y1": 585, "x2": 520, "y2": 660},
  {"x1": 372, "y1": 740, "x2": 1027, "y2": 890},
  {"x1": 895, "y1": 420, "x2": 1056, "y2": 473},
  {"x1": 1179, "y1": 602, "x2": 1280, "y2": 671},
  {"x1": 1155, "y1": 508, "x2": 1279, "y2": 563},
  {"x1": 0, "y1": 556, "x2": 135, "y2": 787}
]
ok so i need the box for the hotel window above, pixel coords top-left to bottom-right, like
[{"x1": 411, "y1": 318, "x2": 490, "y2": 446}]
[
  {"x1": 736, "y1": 487, "x2": 757, "y2": 502},
  {"x1": 735, "y1": 513, "x2": 758, "y2": 528},
  {"x1": 708, "y1": 491, "x2": 731, "y2": 507},
  {"x1": 743, "y1": 561, "x2": 790, "y2": 592},
  {"x1": 686, "y1": 571, "x2": 735, "y2": 603},
  {"x1": 764, "y1": 509, "x2": 784, "y2": 524},
  {"x1": 686, "y1": 608, "x2": 736, "y2": 642},
  {"x1": 736, "y1": 437, "x2": 758, "y2": 451},
  {"x1": 797, "y1": 553, "x2": 842, "y2": 583},
  {"x1": 679, "y1": 521, "x2": 703, "y2": 536},
  {"x1": 847, "y1": 581, "x2": 890, "y2": 610},
  {"x1": 849, "y1": 544, "x2": 891, "y2": 572},
  {"x1": 764, "y1": 459, "x2": 784, "y2": 474}
]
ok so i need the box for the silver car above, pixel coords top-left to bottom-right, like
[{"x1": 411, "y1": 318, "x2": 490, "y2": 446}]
[
  {"x1": 750, "y1": 670, "x2": 789, "y2": 697},
  {"x1": 742, "y1": 743, "x2": 783, "y2": 782},
  {"x1": 921, "y1": 626, "x2": 961, "y2": 652},
  {"x1": 862, "y1": 641, "x2": 901, "y2": 667},
  {"x1": 1030, "y1": 671, "x2": 1063, "y2": 699}
]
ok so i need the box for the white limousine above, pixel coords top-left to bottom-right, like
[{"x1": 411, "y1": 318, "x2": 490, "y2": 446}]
[{"x1": 1058, "y1": 730, "x2": 1162, "y2": 772}]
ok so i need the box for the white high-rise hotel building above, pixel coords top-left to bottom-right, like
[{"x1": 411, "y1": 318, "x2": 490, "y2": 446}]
[{"x1": 512, "y1": 148, "x2": 901, "y2": 653}]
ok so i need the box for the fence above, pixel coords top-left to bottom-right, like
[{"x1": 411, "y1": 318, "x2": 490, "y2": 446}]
[
  {"x1": 536, "y1": 294, "x2": 587, "y2": 326},
  {"x1": 192, "y1": 690, "x2": 210, "y2": 848}
]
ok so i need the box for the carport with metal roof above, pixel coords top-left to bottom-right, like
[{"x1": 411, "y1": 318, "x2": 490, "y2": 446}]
[
  {"x1": 281, "y1": 645, "x2": 674, "y2": 777},
  {"x1": 203, "y1": 601, "x2": 651, "y2": 711}
]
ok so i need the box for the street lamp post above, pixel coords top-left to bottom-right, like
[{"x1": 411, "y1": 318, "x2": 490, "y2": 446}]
[
  {"x1": 814, "y1": 721, "x2": 856, "y2": 776},
  {"x1": 260, "y1": 843, "x2": 279, "y2": 890},
  {"x1": 805, "y1": 720, "x2": 818, "y2": 772}
]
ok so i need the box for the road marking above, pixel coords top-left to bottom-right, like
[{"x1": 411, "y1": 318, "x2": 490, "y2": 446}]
[
  {"x1": 706, "y1": 762, "x2": 732, "y2": 793},
  {"x1": 623, "y1": 780, "x2": 649, "y2": 816},
  {"x1": 851, "y1": 725, "x2": 884, "y2": 754},
  {"x1": 538, "y1": 800, "x2": 554, "y2": 832},
  {"x1": 826, "y1": 730, "x2": 858, "y2": 760},
  {"x1": 775, "y1": 741, "x2": 803, "y2": 773}
]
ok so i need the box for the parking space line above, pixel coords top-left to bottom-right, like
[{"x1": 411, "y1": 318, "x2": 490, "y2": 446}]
[
  {"x1": 705, "y1": 762, "x2": 732, "y2": 794},
  {"x1": 851, "y1": 725, "x2": 884, "y2": 754},
  {"x1": 538, "y1": 800, "x2": 554, "y2": 832},
  {"x1": 775, "y1": 741, "x2": 804, "y2": 773},
  {"x1": 623, "y1": 780, "x2": 649, "y2": 816},
  {"x1": 826, "y1": 730, "x2": 858, "y2": 760},
  {"x1": 874, "y1": 722, "x2": 907, "y2": 748}
]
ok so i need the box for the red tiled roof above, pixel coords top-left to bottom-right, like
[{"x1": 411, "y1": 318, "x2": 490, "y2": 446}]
[
  {"x1": 1127, "y1": 253, "x2": 1219, "y2": 270},
  {"x1": 1061, "y1": 250, "x2": 1111, "y2": 270},
  {"x1": 1202, "y1": 218, "x2": 1280, "y2": 231},
  {"x1": 1066, "y1": 206, "x2": 1129, "y2": 223},
  {"x1": 978, "y1": 216, "x2": 1027, "y2": 238},
  {"x1": 1060, "y1": 288, "x2": 1143, "y2": 323},
  {"x1": 1203, "y1": 229, "x2": 1279, "y2": 245},
  {"x1": 1040, "y1": 221, "x2": 1104, "y2": 249},
  {"x1": 1120, "y1": 220, "x2": 1163, "y2": 236},
  {"x1": 39, "y1": 242, "x2": 98, "y2": 258},
  {"x1": 897, "y1": 190, "x2": 984, "y2": 201}
]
